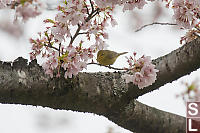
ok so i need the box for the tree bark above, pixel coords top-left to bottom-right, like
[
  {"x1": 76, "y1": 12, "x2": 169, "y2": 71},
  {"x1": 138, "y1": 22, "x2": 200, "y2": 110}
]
[{"x1": 1, "y1": 37, "x2": 200, "y2": 132}]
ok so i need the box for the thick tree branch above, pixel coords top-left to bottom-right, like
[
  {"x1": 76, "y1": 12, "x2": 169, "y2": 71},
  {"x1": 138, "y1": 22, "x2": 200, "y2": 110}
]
[
  {"x1": 1, "y1": 37, "x2": 200, "y2": 132},
  {"x1": 121, "y1": 37, "x2": 200, "y2": 102}
]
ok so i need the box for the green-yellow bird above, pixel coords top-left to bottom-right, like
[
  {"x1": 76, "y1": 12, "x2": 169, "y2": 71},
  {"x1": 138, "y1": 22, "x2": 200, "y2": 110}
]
[{"x1": 97, "y1": 50, "x2": 128, "y2": 66}]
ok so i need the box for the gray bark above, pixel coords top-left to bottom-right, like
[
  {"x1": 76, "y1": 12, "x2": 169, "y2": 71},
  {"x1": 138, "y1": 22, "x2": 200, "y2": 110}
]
[{"x1": 1, "y1": 37, "x2": 200, "y2": 133}]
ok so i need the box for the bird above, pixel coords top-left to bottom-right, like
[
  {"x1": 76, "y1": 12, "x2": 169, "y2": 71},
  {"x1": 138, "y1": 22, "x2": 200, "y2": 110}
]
[{"x1": 97, "y1": 50, "x2": 128, "y2": 66}]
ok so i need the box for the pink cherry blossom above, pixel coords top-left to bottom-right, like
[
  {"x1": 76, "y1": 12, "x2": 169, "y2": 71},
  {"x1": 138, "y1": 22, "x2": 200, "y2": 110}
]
[
  {"x1": 0, "y1": 0, "x2": 11, "y2": 9},
  {"x1": 94, "y1": 0, "x2": 118, "y2": 9},
  {"x1": 51, "y1": 23, "x2": 70, "y2": 43},
  {"x1": 176, "y1": 79, "x2": 200, "y2": 103},
  {"x1": 95, "y1": 37, "x2": 109, "y2": 50},
  {"x1": 0, "y1": 18, "x2": 23, "y2": 37},
  {"x1": 29, "y1": 0, "x2": 160, "y2": 81},
  {"x1": 122, "y1": 0, "x2": 147, "y2": 12},
  {"x1": 172, "y1": 0, "x2": 200, "y2": 29},
  {"x1": 111, "y1": 18, "x2": 118, "y2": 27},
  {"x1": 180, "y1": 29, "x2": 198, "y2": 44},
  {"x1": 122, "y1": 54, "x2": 159, "y2": 89},
  {"x1": 173, "y1": 8, "x2": 193, "y2": 29},
  {"x1": 15, "y1": 0, "x2": 46, "y2": 22}
]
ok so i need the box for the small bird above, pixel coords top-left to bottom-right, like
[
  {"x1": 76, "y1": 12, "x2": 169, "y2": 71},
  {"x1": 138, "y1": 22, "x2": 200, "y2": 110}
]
[{"x1": 97, "y1": 50, "x2": 128, "y2": 66}]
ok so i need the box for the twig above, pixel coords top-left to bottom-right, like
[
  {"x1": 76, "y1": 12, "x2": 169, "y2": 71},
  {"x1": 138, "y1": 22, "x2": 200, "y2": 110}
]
[
  {"x1": 85, "y1": 8, "x2": 99, "y2": 22},
  {"x1": 44, "y1": 31, "x2": 60, "y2": 51},
  {"x1": 87, "y1": 62, "x2": 127, "y2": 71},
  {"x1": 84, "y1": 2, "x2": 90, "y2": 15},
  {"x1": 78, "y1": 32, "x2": 89, "y2": 35},
  {"x1": 43, "y1": 43, "x2": 59, "y2": 51},
  {"x1": 69, "y1": 8, "x2": 100, "y2": 45},
  {"x1": 90, "y1": 9, "x2": 100, "y2": 19},
  {"x1": 89, "y1": 0, "x2": 94, "y2": 12},
  {"x1": 58, "y1": 43, "x2": 61, "y2": 56},
  {"x1": 135, "y1": 22, "x2": 177, "y2": 32},
  {"x1": 69, "y1": 24, "x2": 81, "y2": 45}
]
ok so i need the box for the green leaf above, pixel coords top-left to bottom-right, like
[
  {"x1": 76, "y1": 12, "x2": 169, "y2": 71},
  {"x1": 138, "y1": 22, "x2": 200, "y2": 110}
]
[
  {"x1": 59, "y1": 51, "x2": 69, "y2": 61},
  {"x1": 44, "y1": 32, "x2": 48, "y2": 37},
  {"x1": 46, "y1": 19, "x2": 55, "y2": 24}
]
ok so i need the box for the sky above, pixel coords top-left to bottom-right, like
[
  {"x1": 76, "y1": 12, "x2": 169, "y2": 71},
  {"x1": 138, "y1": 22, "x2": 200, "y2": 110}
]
[{"x1": 0, "y1": 1, "x2": 199, "y2": 133}]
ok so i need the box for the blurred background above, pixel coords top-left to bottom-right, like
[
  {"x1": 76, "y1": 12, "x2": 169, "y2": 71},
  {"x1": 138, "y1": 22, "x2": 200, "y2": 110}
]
[{"x1": 0, "y1": 0, "x2": 199, "y2": 133}]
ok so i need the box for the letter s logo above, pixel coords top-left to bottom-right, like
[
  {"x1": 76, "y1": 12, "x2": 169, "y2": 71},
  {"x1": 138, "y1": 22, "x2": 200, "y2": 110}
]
[{"x1": 188, "y1": 103, "x2": 198, "y2": 116}]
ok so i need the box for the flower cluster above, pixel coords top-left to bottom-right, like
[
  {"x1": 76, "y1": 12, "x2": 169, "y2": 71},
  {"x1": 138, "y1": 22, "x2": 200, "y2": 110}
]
[
  {"x1": 42, "y1": 44, "x2": 95, "y2": 78},
  {"x1": 30, "y1": 0, "x2": 113, "y2": 78},
  {"x1": 122, "y1": 0, "x2": 147, "y2": 11},
  {"x1": 180, "y1": 21, "x2": 200, "y2": 44},
  {"x1": 56, "y1": 0, "x2": 87, "y2": 26},
  {"x1": 122, "y1": 53, "x2": 159, "y2": 89},
  {"x1": 30, "y1": 30, "x2": 97, "y2": 78},
  {"x1": 161, "y1": 0, "x2": 200, "y2": 44},
  {"x1": 15, "y1": 0, "x2": 46, "y2": 22},
  {"x1": 176, "y1": 79, "x2": 200, "y2": 103},
  {"x1": 43, "y1": 0, "x2": 113, "y2": 44},
  {"x1": 180, "y1": 29, "x2": 198, "y2": 44},
  {"x1": 0, "y1": 0, "x2": 11, "y2": 8},
  {"x1": 94, "y1": 0, "x2": 155, "y2": 11},
  {"x1": 29, "y1": 0, "x2": 159, "y2": 89},
  {"x1": 172, "y1": 0, "x2": 200, "y2": 29},
  {"x1": 0, "y1": 0, "x2": 45, "y2": 37},
  {"x1": 0, "y1": 18, "x2": 23, "y2": 37},
  {"x1": 0, "y1": 0, "x2": 45, "y2": 21}
]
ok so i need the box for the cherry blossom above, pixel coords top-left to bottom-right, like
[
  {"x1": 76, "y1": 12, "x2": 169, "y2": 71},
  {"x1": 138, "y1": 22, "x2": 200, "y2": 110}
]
[
  {"x1": 172, "y1": 0, "x2": 200, "y2": 29},
  {"x1": 15, "y1": 0, "x2": 46, "y2": 22},
  {"x1": 42, "y1": 49, "x2": 59, "y2": 78},
  {"x1": 28, "y1": 0, "x2": 160, "y2": 88},
  {"x1": 0, "y1": 18, "x2": 23, "y2": 37},
  {"x1": 122, "y1": 53, "x2": 159, "y2": 89},
  {"x1": 94, "y1": 0, "x2": 120, "y2": 9},
  {"x1": 176, "y1": 79, "x2": 200, "y2": 103},
  {"x1": 110, "y1": 18, "x2": 118, "y2": 27},
  {"x1": 2, "y1": 0, "x2": 200, "y2": 92},
  {"x1": 180, "y1": 29, "x2": 198, "y2": 44},
  {"x1": 0, "y1": 0, "x2": 11, "y2": 9},
  {"x1": 122, "y1": 0, "x2": 147, "y2": 12}
]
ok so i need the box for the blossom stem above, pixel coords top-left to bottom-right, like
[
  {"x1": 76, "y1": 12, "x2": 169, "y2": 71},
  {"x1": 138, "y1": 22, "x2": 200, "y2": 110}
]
[
  {"x1": 58, "y1": 43, "x2": 61, "y2": 56},
  {"x1": 87, "y1": 62, "x2": 127, "y2": 71},
  {"x1": 85, "y1": 2, "x2": 90, "y2": 15},
  {"x1": 78, "y1": 32, "x2": 89, "y2": 35},
  {"x1": 69, "y1": 24, "x2": 81, "y2": 45},
  {"x1": 89, "y1": 0, "x2": 94, "y2": 12},
  {"x1": 43, "y1": 43, "x2": 59, "y2": 51},
  {"x1": 69, "y1": 8, "x2": 100, "y2": 46}
]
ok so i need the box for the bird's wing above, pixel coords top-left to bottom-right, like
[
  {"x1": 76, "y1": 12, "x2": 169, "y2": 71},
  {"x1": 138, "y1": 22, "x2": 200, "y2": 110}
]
[{"x1": 106, "y1": 53, "x2": 117, "y2": 59}]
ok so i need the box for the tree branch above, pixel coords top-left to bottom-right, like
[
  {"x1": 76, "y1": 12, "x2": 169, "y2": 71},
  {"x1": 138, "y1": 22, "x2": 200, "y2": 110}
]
[
  {"x1": 1, "y1": 37, "x2": 200, "y2": 132},
  {"x1": 87, "y1": 62, "x2": 126, "y2": 70},
  {"x1": 69, "y1": 24, "x2": 81, "y2": 45},
  {"x1": 69, "y1": 8, "x2": 100, "y2": 45},
  {"x1": 89, "y1": 0, "x2": 94, "y2": 12},
  {"x1": 0, "y1": 59, "x2": 186, "y2": 132},
  {"x1": 43, "y1": 43, "x2": 59, "y2": 51},
  {"x1": 78, "y1": 32, "x2": 89, "y2": 35},
  {"x1": 121, "y1": 37, "x2": 200, "y2": 102},
  {"x1": 135, "y1": 22, "x2": 177, "y2": 32}
]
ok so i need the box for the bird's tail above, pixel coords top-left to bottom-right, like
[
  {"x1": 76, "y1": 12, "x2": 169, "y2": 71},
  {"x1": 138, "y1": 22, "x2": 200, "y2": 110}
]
[{"x1": 118, "y1": 52, "x2": 128, "y2": 56}]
